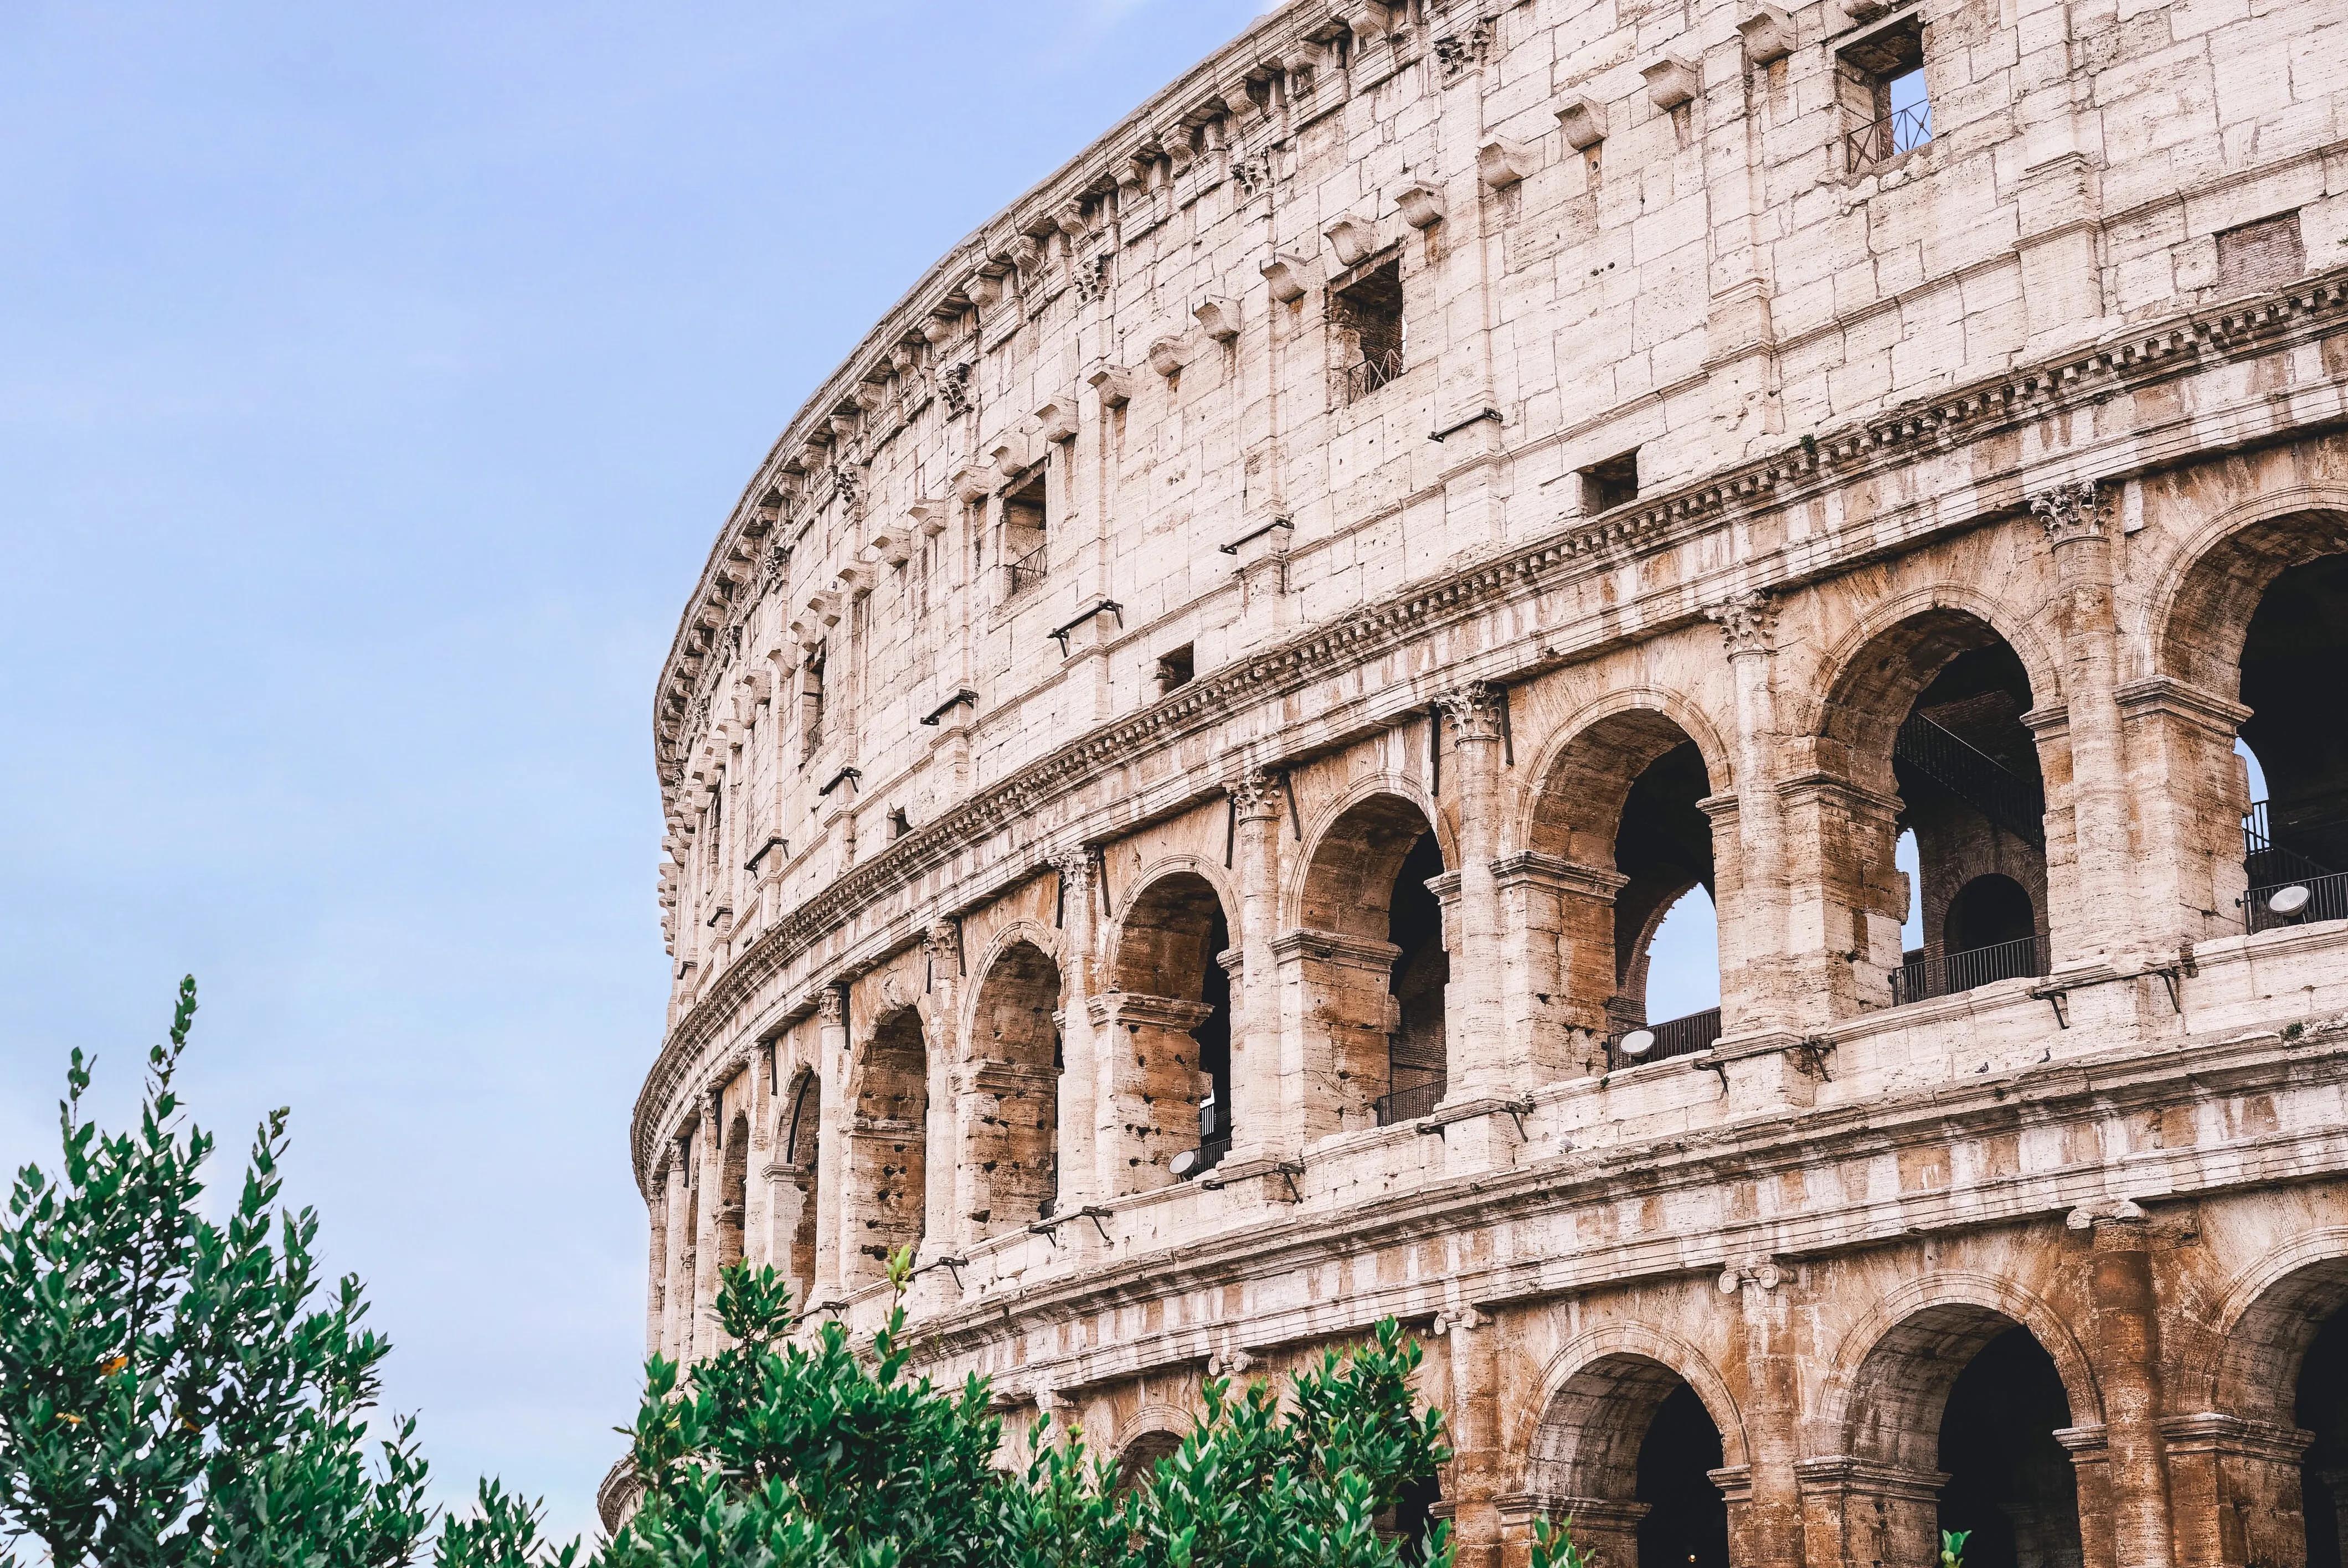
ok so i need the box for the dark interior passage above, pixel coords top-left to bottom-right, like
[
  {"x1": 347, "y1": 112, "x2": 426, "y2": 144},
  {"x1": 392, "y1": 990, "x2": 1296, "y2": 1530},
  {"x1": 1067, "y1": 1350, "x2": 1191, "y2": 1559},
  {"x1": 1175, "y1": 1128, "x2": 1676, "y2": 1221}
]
[
  {"x1": 1937, "y1": 1327, "x2": 2082, "y2": 1568},
  {"x1": 1386, "y1": 831, "x2": 1448, "y2": 1112},
  {"x1": 2299, "y1": 1304, "x2": 2348, "y2": 1568},
  {"x1": 2241, "y1": 552, "x2": 2348, "y2": 875},
  {"x1": 1636, "y1": 1383, "x2": 1729, "y2": 1568}
]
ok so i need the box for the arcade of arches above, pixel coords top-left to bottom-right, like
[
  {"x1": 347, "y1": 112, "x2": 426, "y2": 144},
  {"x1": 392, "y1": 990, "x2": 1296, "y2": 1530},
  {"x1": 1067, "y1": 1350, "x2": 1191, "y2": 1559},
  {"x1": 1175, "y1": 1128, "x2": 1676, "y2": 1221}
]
[{"x1": 640, "y1": 502, "x2": 2348, "y2": 1568}]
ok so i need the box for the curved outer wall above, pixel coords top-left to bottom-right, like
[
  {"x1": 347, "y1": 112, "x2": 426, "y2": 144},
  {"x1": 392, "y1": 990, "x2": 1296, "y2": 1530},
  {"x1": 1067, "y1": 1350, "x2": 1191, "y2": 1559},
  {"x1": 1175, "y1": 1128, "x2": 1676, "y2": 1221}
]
[{"x1": 632, "y1": 1, "x2": 2348, "y2": 1566}]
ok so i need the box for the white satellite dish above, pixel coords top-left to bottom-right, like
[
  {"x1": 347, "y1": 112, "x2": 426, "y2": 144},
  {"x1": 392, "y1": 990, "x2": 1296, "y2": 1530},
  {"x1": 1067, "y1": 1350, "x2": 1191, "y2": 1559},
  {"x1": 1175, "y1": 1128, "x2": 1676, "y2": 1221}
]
[
  {"x1": 1619, "y1": 1029, "x2": 1657, "y2": 1059},
  {"x1": 2269, "y1": 884, "x2": 2314, "y2": 917},
  {"x1": 1169, "y1": 1149, "x2": 1200, "y2": 1179}
]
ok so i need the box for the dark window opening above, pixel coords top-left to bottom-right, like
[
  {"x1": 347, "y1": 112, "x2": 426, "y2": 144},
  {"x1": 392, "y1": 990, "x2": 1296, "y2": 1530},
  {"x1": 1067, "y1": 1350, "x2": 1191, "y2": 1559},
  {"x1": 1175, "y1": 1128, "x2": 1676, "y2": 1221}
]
[
  {"x1": 1582, "y1": 450, "x2": 1640, "y2": 514},
  {"x1": 2240, "y1": 551, "x2": 2348, "y2": 929},
  {"x1": 1380, "y1": 833, "x2": 1449, "y2": 1125},
  {"x1": 1331, "y1": 255, "x2": 1405, "y2": 404},
  {"x1": 2218, "y1": 211, "x2": 2306, "y2": 296},
  {"x1": 1156, "y1": 643, "x2": 1196, "y2": 695},
  {"x1": 888, "y1": 806, "x2": 911, "y2": 840},
  {"x1": 1195, "y1": 906, "x2": 1233, "y2": 1164},
  {"x1": 1003, "y1": 470, "x2": 1048, "y2": 596},
  {"x1": 1839, "y1": 14, "x2": 1930, "y2": 172},
  {"x1": 800, "y1": 646, "x2": 826, "y2": 762}
]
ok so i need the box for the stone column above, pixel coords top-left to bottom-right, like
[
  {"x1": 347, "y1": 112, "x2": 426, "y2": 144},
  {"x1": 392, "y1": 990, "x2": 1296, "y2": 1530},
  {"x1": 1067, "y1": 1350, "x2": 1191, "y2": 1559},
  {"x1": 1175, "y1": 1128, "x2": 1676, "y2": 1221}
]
[
  {"x1": 1705, "y1": 592, "x2": 1791, "y2": 1040},
  {"x1": 1496, "y1": 854, "x2": 1624, "y2": 1081},
  {"x1": 812, "y1": 984, "x2": 849, "y2": 1308},
  {"x1": 2161, "y1": 1413, "x2": 2313, "y2": 1568},
  {"x1": 1443, "y1": 1309, "x2": 1506, "y2": 1568},
  {"x1": 1228, "y1": 769, "x2": 1286, "y2": 1159},
  {"x1": 657, "y1": 1152, "x2": 688, "y2": 1359},
  {"x1": 1273, "y1": 928, "x2": 1401, "y2": 1141},
  {"x1": 689, "y1": 1087, "x2": 725, "y2": 1359},
  {"x1": 2119, "y1": 676, "x2": 2256, "y2": 947},
  {"x1": 2078, "y1": 1211, "x2": 2176, "y2": 1568},
  {"x1": 2055, "y1": 1424, "x2": 2115, "y2": 1568},
  {"x1": 644, "y1": 1185, "x2": 667, "y2": 1357},
  {"x1": 1053, "y1": 849, "x2": 1104, "y2": 1209},
  {"x1": 1090, "y1": 992, "x2": 1214, "y2": 1192},
  {"x1": 1435, "y1": 683, "x2": 1509, "y2": 1096},
  {"x1": 1730, "y1": 1262, "x2": 1804, "y2": 1568},
  {"x1": 2032, "y1": 481, "x2": 2131, "y2": 966},
  {"x1": 1776, "y1": 773, "x2": 1908, "y2": 1025},
  {"x1": 743, "y1": 1046, "x2": 774, "y2": 1271},
  {"x1": 1795, "y1": 1457, "x2": 1948, "y2": 1568}
]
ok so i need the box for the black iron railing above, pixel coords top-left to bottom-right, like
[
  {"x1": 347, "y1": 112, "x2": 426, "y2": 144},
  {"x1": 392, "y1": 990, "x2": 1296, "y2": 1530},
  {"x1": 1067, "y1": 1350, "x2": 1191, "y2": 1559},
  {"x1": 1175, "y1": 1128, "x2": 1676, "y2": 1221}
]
[
  {"x1": 1006, "y1": 544, "x2": 1047, "y2": 596},
  {"x1": 1891, "y1": 935, "x2": 2046, "y2": 1005},
  {"x1": 1894, "y1": 711, "x2": 2046, "y2": 848},
  {"x1": 2247, "y1": 869, "x2": 2348, "y2": 933},
  {"x1": 1186, "y1": 1099, "x2": 1231, "y2": 1176},
  {"x1": 1374, "y1": 1076, "x2": 1446, "y2": 1126},
  {"x1": 2243, "y1": 799, "x2": 2333, "y2": 888},
  {"x1": 1608, "y1": 1007, "x2": 1723, "y2": 1069},
  {"x1": 1847, "y1": 101, "x2": 1932, "y2": 173},
  {"x1": 1339, "y1": 346, "x2": 1407, "y2": 405}
]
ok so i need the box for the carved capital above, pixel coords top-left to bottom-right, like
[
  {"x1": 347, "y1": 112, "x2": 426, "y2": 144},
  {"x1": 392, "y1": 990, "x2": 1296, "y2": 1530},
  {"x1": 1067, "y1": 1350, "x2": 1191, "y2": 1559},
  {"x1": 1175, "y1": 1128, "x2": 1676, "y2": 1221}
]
[
  {"x1": 923, "y1": 919, "x2": 962, "y2": 972},
  {"x1": 1226, "y1": 767, "x2": 1286, "y2": 823},
  {"x1": 2030, "y1": 479, "x2": 2109, "y2": 545},
  {"x1": 817, "y1": 986, "x2": 847, "y2": 1025},
  {"x1": 1052, "y1": 848, "x2": 1096, "y2": 895},
  {"x1": 1435, "y1": 680, "x2": 1503, "y2": 742},
  {"x1": 1703, "y1": 589, "x2": 1779, "y2": 656}
]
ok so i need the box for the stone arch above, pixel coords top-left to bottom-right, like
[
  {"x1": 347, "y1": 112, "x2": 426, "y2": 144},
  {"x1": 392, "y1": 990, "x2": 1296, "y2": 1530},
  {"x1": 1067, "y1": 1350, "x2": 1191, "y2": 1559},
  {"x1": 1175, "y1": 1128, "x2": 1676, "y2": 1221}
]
[
  {"x1": 1285, "y1": 774, "x2": 1454, "y2": 933},
  {"x1": 1515, "y1": 687, "x2": 1737, "y2": 862},
  {"x1": 1798, "y1": 599, "x2": 2054, "y2": 1017},
  {"x1": 1816, "y1": 1272, "x2": 2102, "y2": 1461},
  {"x1": 2202, "y1": 1229, "x2": 2348, "y2": 1421},
  {"x1": 963, "y1": 938, "x2": 1062, "y2": 1237},
  {"x1": 1286, "y1": 784, "x2": 1450, "y2": 1134},
  {"x1": 1114, "y1": 1403, "x2": 1197, "y2": 1490},
  {"x1": 959, "y1": 919, "x2": 1065, "y2": 1055},
  {"x1": 843, "y1": 1005, "x2": 929, "y2": 1287},
  {"x1": 1105, "y1": 864, "x2": 1236, "y2": 1174},
  {"x1": 714, "y1": 1108, "x2": 750, "y2": 1277},
  {"x1": 2144, "y1": 491, "x2": 2348, "y2": 693},
  {"x1": 1523, "y1": 1324, "x2": 1747, "y2": 1568},
  {"x1": 1798, "y1": 585, "x2": 2065, "y2": 755},
  {"x1": 1521, "y1": 698, "x2": 1727, "y2": 1054},
  {"x1": 775, "y1": 1067, "x2": 821, "y2": 1310}
]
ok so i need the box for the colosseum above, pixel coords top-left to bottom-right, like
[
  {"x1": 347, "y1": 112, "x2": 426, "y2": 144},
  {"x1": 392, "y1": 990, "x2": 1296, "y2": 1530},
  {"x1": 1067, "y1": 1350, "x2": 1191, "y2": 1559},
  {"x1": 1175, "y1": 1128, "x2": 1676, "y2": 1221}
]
[{"x1": 628, "y1": 1, "x2": 2348, "y2": 1564}]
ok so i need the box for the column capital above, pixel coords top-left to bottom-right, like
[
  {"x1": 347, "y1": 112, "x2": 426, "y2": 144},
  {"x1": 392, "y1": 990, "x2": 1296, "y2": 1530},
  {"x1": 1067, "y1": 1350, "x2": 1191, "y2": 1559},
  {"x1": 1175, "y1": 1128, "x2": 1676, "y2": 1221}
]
[
  {"x1": 1051, "y1": 847, "x2": 1096, "y2": 895},
  {"x1": 2030, "y1": 478, "x2": 2110, "y2": 545},
  {"x1": 1703, "y1": 589, "x2": 1779, "y2": 656},
  {"x1": 816, "y1": 984, "x2": 847, "y2": 1024},
  {"x1": 1435, "y1": 680, "x2": 1505, "y2": 742},
  {"x1": 1225, "y1": 766, "x2": 1286, "y2": 823},
  {"x1": 922, "y1": 917, "x2": 962, "y2": 972}
]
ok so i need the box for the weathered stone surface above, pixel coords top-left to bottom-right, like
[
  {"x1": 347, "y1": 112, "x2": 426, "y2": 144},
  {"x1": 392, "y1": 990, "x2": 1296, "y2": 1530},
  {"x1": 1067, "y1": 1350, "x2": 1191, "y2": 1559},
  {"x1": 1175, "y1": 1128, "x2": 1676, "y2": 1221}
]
[{"x1": 625, "y1": 0, "x2": 2348, "y2": 1559}]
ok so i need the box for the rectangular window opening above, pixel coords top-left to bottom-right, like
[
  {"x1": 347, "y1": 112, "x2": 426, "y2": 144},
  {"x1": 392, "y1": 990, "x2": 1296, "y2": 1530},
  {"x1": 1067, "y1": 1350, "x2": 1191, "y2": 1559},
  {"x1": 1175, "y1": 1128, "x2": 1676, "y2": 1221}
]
[
  {"x1": 1838, "y1": 15, "x2": 1930, "y2": 174},
  {"x1": 1156, "y1": 643, "x2": 1196, "y2": 695},
  {"x1": 1330, "y1": 255, "x2": 1405, "y2": 405},
  {"x1": 1581, "y1": 450, "x2": 1640, "y2": 514},
  {"x1": 1003, "y1": 470, "x2": 1048, "y2": 596}
]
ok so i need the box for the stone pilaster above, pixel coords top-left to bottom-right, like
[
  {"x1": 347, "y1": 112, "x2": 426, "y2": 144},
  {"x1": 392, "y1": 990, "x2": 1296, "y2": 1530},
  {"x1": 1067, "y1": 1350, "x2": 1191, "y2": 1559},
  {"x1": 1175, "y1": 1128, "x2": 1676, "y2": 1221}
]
[
  {"x1": 2077, "y1": 1211, "x2": 2176, "y2": 1568},
  {"x1": 1705, "y1": 591, "x2": 1790, "y2": 1040},
  {"x1": 1441, "y1": 1308, "x2": 1505, "y2": 1568},
  {"x1": 1435, "y1": 682, "x2": 1510, "y2": 1095},
  {"x1": 2032, "y1": 481, "x2": 2130, "y2": 970},
  {"x1": 1051, "y1": 849, "x2": 1103, "y2": 1208},
  {"x1": 1729, "y1": 1262, "x2": 1804, "y2": 1568},
  {"x1": 1228, "y1": 769, "x2": 1286, "y2": 1159},
  {"x1": 812, "y1": 984, "x2": 849, "y2": 1308}
]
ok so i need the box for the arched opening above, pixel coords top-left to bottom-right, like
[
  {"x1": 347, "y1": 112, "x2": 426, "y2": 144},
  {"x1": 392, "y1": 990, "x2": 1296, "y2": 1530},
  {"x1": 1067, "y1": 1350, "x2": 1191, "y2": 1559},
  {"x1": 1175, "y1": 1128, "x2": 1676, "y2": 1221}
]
[
  {"x1": 847, "y1": 1008, "x2": 928, "y2": 1287},
  {"x1": 1112, "y1": 873, "x2": 1234, "y2": 1178},
  {"x1": 1526, "y1": 1354, "x2": 1733, "y2": 1568},
  {"x1": 714, "y1": 1109, "x2": 749, "y2": 1277},
  {"x1": 1526, "y1": 710, "x2": 1724, "y2": 1069},
  {"x1": 967, "y1": 942, "x2": 1061, "y2": 1233},
  {"x1": 1385, "y1": 832, "x2": 1449, "y2": 1123},
  {"x1": 2206, "y1": 1255, "x2": 2348, "y2": 1568},
  {"x1": 1841, "y1": 1306, "x2": 2082, "y2": 1568},
  {"x1": 1295, "y1": 793, "x2": 1447, "y2": 1134},
  {"x1": 2236, "y1": 551, "x2": 2348, "y2": 929},
  {"x1": 1116, "y1": 1429, "x2": 1183, "y2": 1495},
  {"x1": 1392, "y1": 1473, "x2": 1443, "y2": 1566},
  {"x1": 1816, "y1": 613, "x2": 2047, "y2": 1013},
  {"x1": 779, "y1": 1070, "x2": 820, "y2": 1313}
]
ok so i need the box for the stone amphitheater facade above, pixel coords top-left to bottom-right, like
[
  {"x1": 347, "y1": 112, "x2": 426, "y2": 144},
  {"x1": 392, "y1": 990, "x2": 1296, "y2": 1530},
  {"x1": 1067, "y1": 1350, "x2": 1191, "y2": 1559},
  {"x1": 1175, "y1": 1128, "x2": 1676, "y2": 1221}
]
[{"x1": 627, "y1": 1, "x2": 2348, "y2": 1564}]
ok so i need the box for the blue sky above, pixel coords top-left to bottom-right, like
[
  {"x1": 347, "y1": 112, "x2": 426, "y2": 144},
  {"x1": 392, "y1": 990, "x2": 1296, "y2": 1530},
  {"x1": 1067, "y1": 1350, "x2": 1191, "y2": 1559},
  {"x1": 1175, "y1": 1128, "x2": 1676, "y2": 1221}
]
[{"x1": 0, "y1": 0, "x2": 1264, "y2": 1541}]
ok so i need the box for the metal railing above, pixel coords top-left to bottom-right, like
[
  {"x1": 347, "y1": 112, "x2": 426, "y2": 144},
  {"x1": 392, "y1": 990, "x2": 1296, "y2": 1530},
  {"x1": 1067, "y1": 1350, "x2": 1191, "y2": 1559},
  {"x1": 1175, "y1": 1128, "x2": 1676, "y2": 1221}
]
[
  {"x1": 2243, "y1": 800, "x2": 2333, "y2": 888},
  {"x1": 1847, "y1": 100, "x2": 1932, "y2": 173},
  {"x1": 1005, "y1": 543, "x2": 1047, "y2": 596},
  {"x1": 2247, "y1": 869, "x2": 2348, "y2": 933},
  {"x1": 1186, "y1": 1099, "x2": 1232, "y2": 1176},
  {"x1": 1374, "y1": 1076, "x2": 1446, "y2": 1126},
  {"x1": 1894, "y1": 711, "x2": 2045, "y2": 848},
  {"x1": 1607, "y1": 1007, "x2": 1723, "y2": 1069},
  {"x1": 1891, "y1": 935, "x2": 2046, "y2": 1005},
  {"x1": 1338, "y1": 345, "x2": 1406, "y2": 405}
]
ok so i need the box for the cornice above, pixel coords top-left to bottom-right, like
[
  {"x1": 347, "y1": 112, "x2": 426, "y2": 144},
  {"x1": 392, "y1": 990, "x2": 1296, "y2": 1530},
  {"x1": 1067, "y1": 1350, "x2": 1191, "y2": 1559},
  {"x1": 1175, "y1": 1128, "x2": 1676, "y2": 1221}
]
[{"x1": 632, "y1": 265, "x2": 2348, "y2": 1190}]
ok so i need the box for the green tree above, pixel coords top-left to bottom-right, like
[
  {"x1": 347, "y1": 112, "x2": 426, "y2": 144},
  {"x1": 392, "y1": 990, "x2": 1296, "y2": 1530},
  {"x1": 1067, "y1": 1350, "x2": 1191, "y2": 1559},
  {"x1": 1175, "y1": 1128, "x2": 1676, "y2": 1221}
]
[
  {"x1": 609, "y1": 1255, "x2": 1455, "y2": 1568},
  {"x1": 0, "y1": 978, "x2": 558, "y2": 1568}
]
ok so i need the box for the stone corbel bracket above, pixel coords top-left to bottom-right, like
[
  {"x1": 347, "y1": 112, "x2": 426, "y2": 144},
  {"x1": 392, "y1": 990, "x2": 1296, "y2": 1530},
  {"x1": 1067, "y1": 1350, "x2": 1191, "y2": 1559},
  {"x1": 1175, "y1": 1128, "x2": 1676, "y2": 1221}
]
[
  {"x1": 1642, "y1": 54, "x2": 1700, "y2": 111},
  {"x1": 1194, "y1": 297, "x2": 1243, "y2": 342},
  {"x1": 1556, "y1": 93, "x2": 1608, "y2": 151},
  {"x1": 1394, "y1": 178, "x2": 1446, "y2": 230},
  {"x1": 1477, "y1": 138, "x2": 1536, "y2": 190},
  {"x1": 1738, "y1": 6, "x2": 1795, "y2": 65},
  {"x1": 1034, "y1": 392, "x2": 1082, "y2": 445},
  {"x1": 1085, "y1": 362, "x2": 1134, "y2": 407},
  {"x1": 1146, "y1": 333, "x2": 1188, "y2": 379},
  {"x1": 1324, "y1": 214, "x2": 1378, "y2": 267},
  {"x1": 1260, "y1": 252, "x2": 1317, "y2": 303}
]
